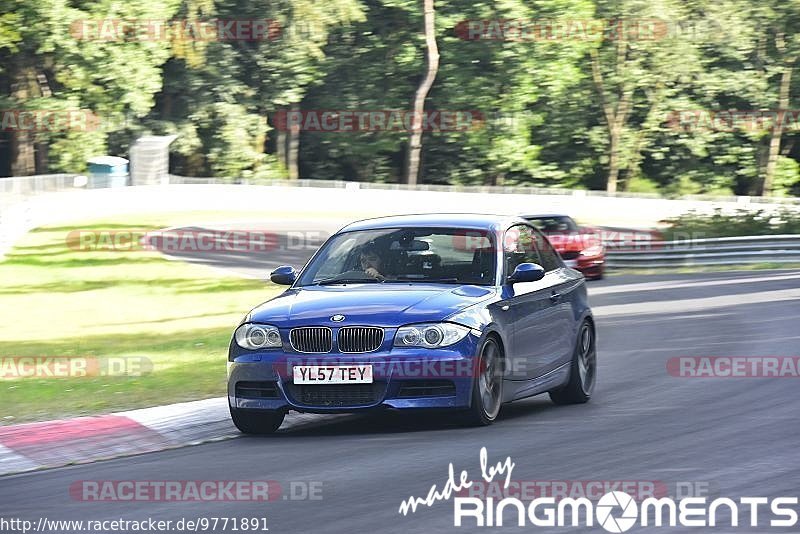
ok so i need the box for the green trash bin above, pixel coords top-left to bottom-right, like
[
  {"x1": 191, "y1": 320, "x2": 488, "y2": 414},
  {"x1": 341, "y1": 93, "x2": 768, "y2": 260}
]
[{"x1": 87, "y1": 156, "x2": 129, "y2": 188}]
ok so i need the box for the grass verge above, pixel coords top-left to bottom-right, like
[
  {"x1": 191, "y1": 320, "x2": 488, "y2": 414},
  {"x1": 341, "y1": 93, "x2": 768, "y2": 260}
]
[{"x1": 0, "y1": 213, "x2": 282, "y2": 424}]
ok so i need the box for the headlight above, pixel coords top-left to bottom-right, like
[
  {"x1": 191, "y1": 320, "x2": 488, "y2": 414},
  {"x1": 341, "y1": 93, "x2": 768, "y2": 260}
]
[
  {"x1": 580, "y1": 245, "x2": 604, "y2": 257},
  {"x1": 234, "y1": 323, "x2": 282, "y2": 350},
  {"x1": 394, "y1": 323, "x2": 471, "y2": 348}
]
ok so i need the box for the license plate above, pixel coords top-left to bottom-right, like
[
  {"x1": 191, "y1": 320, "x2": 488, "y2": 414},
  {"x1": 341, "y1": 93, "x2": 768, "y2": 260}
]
[
  {"x1": 293, "y1": 365, "x2": 373, "y2": 384},
  {"x1": 564, "y1": 259, "x2": 578, "y2": 268}
]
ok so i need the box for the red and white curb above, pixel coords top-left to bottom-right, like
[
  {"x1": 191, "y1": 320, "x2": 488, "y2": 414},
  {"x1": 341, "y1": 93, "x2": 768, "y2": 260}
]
[
  {"x1": 0, "y1": 398, "x2": 354, "y2": 477},
  {"x1": 0, "y1": 398, "x2": 235, "y2": 477}
]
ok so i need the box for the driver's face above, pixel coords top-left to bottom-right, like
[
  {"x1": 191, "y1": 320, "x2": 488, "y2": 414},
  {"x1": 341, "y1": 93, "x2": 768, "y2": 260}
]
[{"x1": 360, "y1": 252, "x2": 381, "y2": 270}]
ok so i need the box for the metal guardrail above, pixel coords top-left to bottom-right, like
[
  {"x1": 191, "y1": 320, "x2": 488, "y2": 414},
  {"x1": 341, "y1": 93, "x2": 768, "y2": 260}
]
[
  {"x1": 0, "y1": 174, "x2": 82, "y2": 261},
  {"x1": 0, "y1": 174, "x2": 80, "y2": 202},
  {"x1": 166, "y1": 174, "x2": 800, "y2": 204},
  {"x1": 2, "y1": 174, "x2": 800, "y2": 267},
  {"x1": 606, "y1": 235, "x2": 800, "y2": 268},
  {"x1": 3, "y1": 172, "x2": 799, "y2": 205},
  {"x1": 167, "y1": 175, "x2": 604, "y2": 196}
]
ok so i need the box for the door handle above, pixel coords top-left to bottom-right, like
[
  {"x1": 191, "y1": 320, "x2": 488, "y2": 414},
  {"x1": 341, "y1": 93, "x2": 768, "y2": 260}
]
[{"x1": 550, "y1": 292, "x2": 561, "y2": 302}]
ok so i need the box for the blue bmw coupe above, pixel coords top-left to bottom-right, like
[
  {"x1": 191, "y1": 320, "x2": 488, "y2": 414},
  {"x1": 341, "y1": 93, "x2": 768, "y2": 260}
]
[{"x1": 227, "y1": 214, "x2": 596, "y2": 433}]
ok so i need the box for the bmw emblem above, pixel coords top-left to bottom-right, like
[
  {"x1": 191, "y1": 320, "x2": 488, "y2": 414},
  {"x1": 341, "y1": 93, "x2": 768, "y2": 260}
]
[{"x1": 331, "y1": 314, "x2": 346, "y2": 322}]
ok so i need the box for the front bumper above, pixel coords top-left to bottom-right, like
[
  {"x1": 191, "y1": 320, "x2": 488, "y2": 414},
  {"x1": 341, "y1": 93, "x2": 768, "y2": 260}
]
[
  {"x1": 563, "y1": 253, "x2": 605, "y2": 278},
  {"x1": 227, "y1": 335, "x2": 480, "y2": 413},
  {"x1": 576, "y1": 255, "x2": 605, "y2": 278}
]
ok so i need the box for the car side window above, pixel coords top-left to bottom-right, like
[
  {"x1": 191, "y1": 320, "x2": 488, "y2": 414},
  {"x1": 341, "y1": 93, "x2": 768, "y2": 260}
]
[
  {"x1": 503, "y1": 224, "x2": 541, "y2": 281},
  {"x1": 532, "y1": 228, "x2": 562, "y2": 271}
]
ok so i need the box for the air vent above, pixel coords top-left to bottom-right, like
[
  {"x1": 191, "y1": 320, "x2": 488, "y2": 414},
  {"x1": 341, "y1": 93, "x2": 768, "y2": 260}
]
[
  {"x1": 287, "y1": 384, "x2": 381, "y2": 407},
  {"x1": 235, "y1": 381, "x2": 280, "y2": 399},
  {"x1": 397, "y1": 380, "x2": 456, "y2": 398},
  {"x1": 290, "y1": 327, "x2": 333, "y2": 353},
  {"x1": 338, "y1": 327, "x2": 384, "y2": 353}
]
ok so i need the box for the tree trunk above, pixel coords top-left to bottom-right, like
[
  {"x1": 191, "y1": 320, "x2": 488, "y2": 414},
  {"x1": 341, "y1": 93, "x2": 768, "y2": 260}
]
[
  {"x1": 590, "y1": 46, "x2": 632, "y2": 194},
  {"x1": 404, "y1": 0, "x2": 439, "y2": 186},
  {"x1": 35, "y1": 141, "x2": 48, "y2": 174},
  {"x1": 10, "y1": 130, "x2": 35, "y2": 176},
  {"x1": 762, "y1": 39, "x2": 794, "y2": 196},
  {"x1": 276, "y1": 122, "x2": 287, "y2": 175},
  {"x1": 10, "y1": 68, "x2": 36, "y2": 176},
  {"x1": 625, "y1": 82, "x2": 667, "y2": 188},
  {"x1": 607, "y1": 127, "x2": 620, "y2": 193},
  {"x1": 484, "y1": 172, "x2": 505, "y2": 186},
  {"x1": 287, "y1": 103, "x2": 299, "y2": 180}
]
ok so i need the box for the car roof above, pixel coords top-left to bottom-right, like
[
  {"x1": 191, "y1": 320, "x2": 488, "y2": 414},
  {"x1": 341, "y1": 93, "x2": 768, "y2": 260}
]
[{"x1": 340, "y1": 213, "x2": 527, "y2": 232}]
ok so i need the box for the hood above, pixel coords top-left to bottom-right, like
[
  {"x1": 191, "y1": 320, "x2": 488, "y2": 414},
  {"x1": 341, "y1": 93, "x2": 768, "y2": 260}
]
[{"x1": 247, "y1": 284, "x2": 496, "y2": 328}]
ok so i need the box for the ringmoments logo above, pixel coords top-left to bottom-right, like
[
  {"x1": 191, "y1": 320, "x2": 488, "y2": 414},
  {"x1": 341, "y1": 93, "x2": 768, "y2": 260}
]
[
  {"x1": 397, "y1": 448, "x2": 800, "y2": 530},
  {"x1": 452, "y1": 491, "x2": 800, "y2": 530},
  {"x1": 453, "y1": 491, "x2": 798, "y2": 533},
  {"x1": 596, "y1": 491, "x2": 638, "y2": 532}
]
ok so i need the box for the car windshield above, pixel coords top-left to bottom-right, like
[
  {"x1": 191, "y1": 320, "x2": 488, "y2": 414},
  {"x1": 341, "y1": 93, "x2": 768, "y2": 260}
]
[
  {"x1": 296, "y1": 227, "x2": 497, "y2": 286},
  {"x1": 525, "y1": 216, "x2": 579, "y2": 233}
]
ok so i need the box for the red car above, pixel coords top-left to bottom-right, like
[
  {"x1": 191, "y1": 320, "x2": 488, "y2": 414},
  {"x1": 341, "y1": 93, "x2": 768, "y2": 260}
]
[{"x1": 522, "y1": 214, "x2": 605, "y2": 280}]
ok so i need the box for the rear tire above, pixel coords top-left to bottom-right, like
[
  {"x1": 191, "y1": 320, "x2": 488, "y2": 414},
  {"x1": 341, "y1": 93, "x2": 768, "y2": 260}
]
[
  {"x1": 461, "y1": 337, "x2": 504, "y2": 426},
  {"x1": 229, "y1": 406, "x2": 285, "y2": 435},
  {"x1": 549, "y1": 319, "x2": 596, "y2": 405}
]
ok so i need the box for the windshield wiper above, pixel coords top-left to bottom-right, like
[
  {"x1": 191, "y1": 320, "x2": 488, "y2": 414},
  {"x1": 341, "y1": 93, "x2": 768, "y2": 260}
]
[{"x1": 313, "y1": 277, "x2": 381, "y2": 286}]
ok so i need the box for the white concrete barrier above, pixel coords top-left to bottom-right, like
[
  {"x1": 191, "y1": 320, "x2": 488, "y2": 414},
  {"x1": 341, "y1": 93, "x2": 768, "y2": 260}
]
[{"x1": 1, "y1": 182, "x2": 798, "y2": 260}]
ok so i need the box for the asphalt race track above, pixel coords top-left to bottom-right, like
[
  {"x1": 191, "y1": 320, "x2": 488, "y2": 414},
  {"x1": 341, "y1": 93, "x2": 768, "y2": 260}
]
[
  {"x1": 2, "y1": 268, "x2": 799, "y2": 533},
  {"x1": 151, "y1": 219, "x2": 349, "y2": 279}
]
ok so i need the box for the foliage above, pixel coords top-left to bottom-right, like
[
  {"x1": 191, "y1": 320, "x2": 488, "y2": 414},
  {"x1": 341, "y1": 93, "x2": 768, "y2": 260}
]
[
  {"x1": 1, "y1": 0, "x2": 800, "y2": 198},
  {"x1": 660, "y1": 207, "x2": 800, "y2": 239}
]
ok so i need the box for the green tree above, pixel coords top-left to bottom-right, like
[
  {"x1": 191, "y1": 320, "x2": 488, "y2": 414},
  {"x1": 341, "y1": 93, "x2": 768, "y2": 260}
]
[{"x1": 0, "y1": 0, "x2": 179, "y2": 175}]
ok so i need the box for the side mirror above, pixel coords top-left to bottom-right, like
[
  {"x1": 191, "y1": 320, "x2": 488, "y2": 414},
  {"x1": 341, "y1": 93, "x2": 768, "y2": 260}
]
[
  {"x1": 508, "y1": 263, "x2": 545, "y2": 284},
  {"x1": 270, "y1": 266, "x2": 297, "y2": 285}
]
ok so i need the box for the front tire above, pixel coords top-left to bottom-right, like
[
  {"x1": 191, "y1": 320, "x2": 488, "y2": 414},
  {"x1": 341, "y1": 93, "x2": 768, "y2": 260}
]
[
  {"x1": 230, "y1": 406, "x2": 285, "y2": 435},
  {"x1": 549, "y1": 319, "x2": 596, "y2": 405},
  {"x1": 462, "y1": 337, "x2": 504, "y2": 426}
]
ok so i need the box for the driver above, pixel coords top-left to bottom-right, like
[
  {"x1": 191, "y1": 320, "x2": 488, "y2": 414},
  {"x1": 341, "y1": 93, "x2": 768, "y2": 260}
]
[{"x1": 359, "y1": 243, "x2": 386, "y2": 281}]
